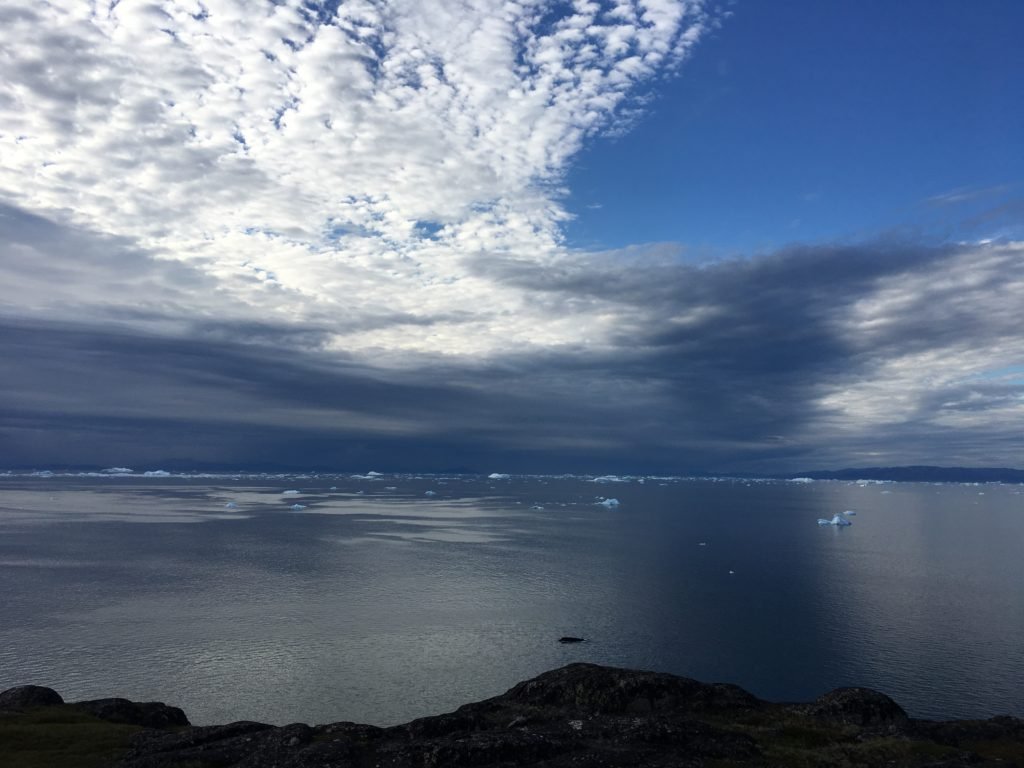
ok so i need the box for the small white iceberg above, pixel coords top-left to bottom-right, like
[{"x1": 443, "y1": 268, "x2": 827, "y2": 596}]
[
  {"x1": 842, "y1": 509, "x2": 857, "y2": 516},
  {"x1": 290, "y1": 503, "x2": 306, "y2": 510},
  {"x1": 597, "y1": 498, "x2": 620, "y2": 508},
  {"x1": 143, "y1": 470, "x2": 171, "y2": 477},
  {"x1": 224, "y1": 501, "x2": 238, "y2": 509},
  {"x1": 488, "y1": 473, "x2": 510, "y2": 480},
  {"x1": 424, "y1": 490, "x2": 437, "y2": 496},
  {"x1": 817, "y1": 514, "x2": 852, "y2": 527},
  {"x1": 282, "y1": 489, "x2": 300, "y2": 495}
]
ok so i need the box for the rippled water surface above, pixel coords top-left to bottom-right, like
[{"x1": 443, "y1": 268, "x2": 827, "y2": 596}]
[{"x1": 1, "y1": 473, "x2": 1022, "y2": 725}]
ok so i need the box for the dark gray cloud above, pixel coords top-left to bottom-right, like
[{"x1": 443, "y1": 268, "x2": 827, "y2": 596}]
[{"x1": 2, "y1": 236, "x2": 1021, "y2": 473}]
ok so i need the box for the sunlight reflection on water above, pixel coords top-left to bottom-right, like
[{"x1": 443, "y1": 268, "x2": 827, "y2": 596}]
[{"x1": 0, "y1": 474, "x2": 1022, "y2": 726}]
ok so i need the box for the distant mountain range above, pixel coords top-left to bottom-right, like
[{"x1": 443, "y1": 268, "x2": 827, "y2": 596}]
[{"x1": 787, "y1": 466, "x2": 1024, "y2": 484}]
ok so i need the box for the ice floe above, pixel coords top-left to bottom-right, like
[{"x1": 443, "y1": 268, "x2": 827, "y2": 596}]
[
  {"x1": 424, "y1": 490, "x2": 437, "y2": 496},
  {"x1": 224, "y1": 502, "x2": 238, "y2": 509},
  {"x1": 488, "y1": 473, "x2": 511, "y2": 479},
  {"x1": 597, "y1": 498, "x2": 620, "y2": 508},
  {"x1": 290, "y1": 503, "x2": 306, "y2": 510},
  {"x1": 282, "y1": 489, "x2": 301, "y2": 495},
  {"x1": 817, "y1": 514, "x2": 852, "y2": 527},
  {"x1": 143, "y1": 470, "x2": 170, "y2": 477}
]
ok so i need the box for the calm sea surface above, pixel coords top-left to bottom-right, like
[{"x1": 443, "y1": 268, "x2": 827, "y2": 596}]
[{"x1": 0, "y1": 473, "x2": 1022, "y2": 726}]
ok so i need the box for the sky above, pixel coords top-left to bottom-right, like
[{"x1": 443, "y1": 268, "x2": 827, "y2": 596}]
[{"x1": 1, "y1": 0, "x2": 1022, "y2": 474}]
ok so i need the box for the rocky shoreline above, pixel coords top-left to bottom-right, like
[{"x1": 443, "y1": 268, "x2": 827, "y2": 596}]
[{"x1": 2, "y1": 662, "x2": 1022, "y2": 767}]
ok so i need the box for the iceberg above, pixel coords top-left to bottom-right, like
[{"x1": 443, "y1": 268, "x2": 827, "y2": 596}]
[
  {"x1": 817, "y1": 514, "x2": 852, "y2": 527},
  {"x1": 597, "y1": 498, "x2": 620, "y2": 508},
  {"x1": 842, "y1": 509, "x2": 857, "y2": 516},
  {"x1": 224, "y1": 502, "x2": 238, "y2": 509},
  {"x1": 101, "y1": 467, "x2": 134, "y2": 475},
  {"x1": 143, "y1": 470, "x2": 170, "y2": 477},
  {"x1": 282, "y1": 489, "x2": 300, "y2": 495},
  {"x1": 290, "y1": 503, "x2": 306, "y2": 510},
  {"x1": 425, "y1": 490, "x2": 437, "y2": 496},
  {"x1": 488, "y1": 473, "x2": 511, "y2": 480}
]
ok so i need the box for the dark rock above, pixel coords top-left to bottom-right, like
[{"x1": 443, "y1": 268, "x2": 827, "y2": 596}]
[
  {"x1": 0, "y1": 684, "x2": 64, "y2": 709},
  {"x1": 803, "y1": 686, "x2": 910, "y2": 731},
  {"x1": 914, "y1": 714, "x2": 1024, "y2": 747},
  {"x1": 120, "y1": 721, "x2": 275, "y2": 767},
  {"x1": 504, "y1": 662, "x2": 762, "y2": 715},
  {"x1": 73, "y1": 697, "x2": 190, "y2": 728},
  {"x1": 4, "y1": 664, "x2": 1020, "y2": 767},
  {"x1": 558, "y1": 636, "x2": 586, "y2": 643}
]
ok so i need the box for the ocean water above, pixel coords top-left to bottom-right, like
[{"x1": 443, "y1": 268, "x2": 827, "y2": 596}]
[{"x1": 0, "y1": 472, "x2": 1022, "y2": 727}]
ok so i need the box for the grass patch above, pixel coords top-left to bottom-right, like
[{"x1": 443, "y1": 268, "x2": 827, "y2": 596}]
[
  {"x1": 0, "y1": 705, "x2": 141, "y2": 768},
  {"x1": 967, "y1": 739, "x2": 1024, "y2": 763}
]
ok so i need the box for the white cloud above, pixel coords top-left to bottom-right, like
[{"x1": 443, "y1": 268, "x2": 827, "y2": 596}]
[
  {"x1": 0, "y1": 0, "x2": 711, "y2": 357},
  {"x1": 815, "y1": 241, "x2": 1024, "y2": 437}
]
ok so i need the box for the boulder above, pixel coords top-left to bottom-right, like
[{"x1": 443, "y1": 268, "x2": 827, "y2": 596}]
[
  {"x1": 73, "y1": 697, "x2": 190, "y2": 728},
  {"x1": 804, "y1": 686, "x2": 910, "y2": 730},
  {"x1": 0, "y1": 685, "x2": 64, "y2": 709},
  {"x1": 504, "y1": 662, "x2": 761, "y2": 715}
]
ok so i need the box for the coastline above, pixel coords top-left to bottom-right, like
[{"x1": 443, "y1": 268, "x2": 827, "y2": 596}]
[{"x1": 3, "y1": 662, "x2": 1022, "y2": 767}]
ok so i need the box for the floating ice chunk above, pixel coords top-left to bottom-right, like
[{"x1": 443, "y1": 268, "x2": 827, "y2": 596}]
[
  {"x1": 530, "y1": 504, "x2": 544, "y2": 510},
  {"x1": 789, "y1": 477, "x2": 815, "y2": 483},
  {"x1": 728, "y1": 570, "x2": 735, "y2": 574},
  {"x1": 488, "y1": 473, "x2": 510, "y2": 480},
  {"x1": 102, "y1": 467, "x2": 134, "y2": 474},
  {"x1": 143, "y1": 470, "x2": 170, "y2": 477},
  {"x1": 282, "y1": 489, "x2": 300, "y2": 495},
  {"x1": 597, "y1": 498, "x2": 620, "y2": 508},
  {"x1": 290, "y1": 503, "x2": 306, "y2": 510},
  {"x1": 817, "y1": 514, "x2": 852, "y2": 527},
  {"x1": 366, "y1": 471, "x2": 383, "y2": 477},
  {"x1": 224, "y1": 502, "x2": 238, "y2": 509},
  {"x1": 842, "y1": 509, "x2": 857, "y2": 515},
  {"x1": 329, "y1": 486, "x2": 337, "y2": 491},
  {"x1": 425, "y1": 490, "x2": 437, "y2": 496},
  {"x1": 591, "y1": 475, "x2": 626, "y2": 483}
]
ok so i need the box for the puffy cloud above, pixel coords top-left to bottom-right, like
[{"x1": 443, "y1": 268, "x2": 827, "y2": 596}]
[{"x1": 0, "y1": 0, "x2": 712, "y2": 356}]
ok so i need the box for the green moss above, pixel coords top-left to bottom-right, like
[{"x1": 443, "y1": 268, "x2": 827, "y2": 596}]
[
  {"x1": 0, "y1": 705, "x2": 141, "y2": 768},
  {"x1": 967, "y1": 739, "x2": 1024, "y2": 762},
  {"x1": 758, "y1": 736, "x2": 959, "y2": 767}
]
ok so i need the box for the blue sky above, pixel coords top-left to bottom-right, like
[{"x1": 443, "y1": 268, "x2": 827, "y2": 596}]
[
  {"x1": 0, "y1": 0, "x2": 1021, "y2": 473},
  {"x1": 565, "y1": 0, "x2": 1024, "y2": 254}
]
